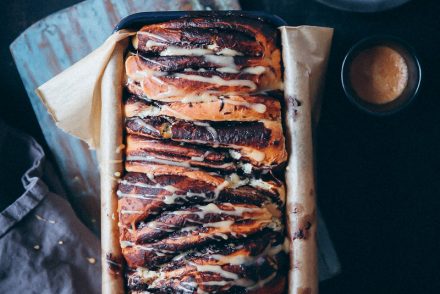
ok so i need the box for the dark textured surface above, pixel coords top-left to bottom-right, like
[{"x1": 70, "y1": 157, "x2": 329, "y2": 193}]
[
  {"x1": 0, "y1": 0, "x2": 83, "y2": 220},
  {"x1": 242, "y1": 0, "x2": 440, "y2": 293},
  {"x1": 0, "y1": 0, "x2": 81, "y2": 150},
  {"x1": 2, "y1": 0, "x2": 439, "y2": 293},
  {"x1": 317, "y1": 0, "x2": 411, "y2": 12}
]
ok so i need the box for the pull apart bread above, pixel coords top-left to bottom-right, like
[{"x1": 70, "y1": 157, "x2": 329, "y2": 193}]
[{"x1": 118, "y1": 16, "x2": 289, "y2": 294}]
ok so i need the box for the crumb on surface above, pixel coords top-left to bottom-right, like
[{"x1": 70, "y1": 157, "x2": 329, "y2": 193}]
[{"x1": 87, "y1": 257, "x2": 96, "y2": 264}]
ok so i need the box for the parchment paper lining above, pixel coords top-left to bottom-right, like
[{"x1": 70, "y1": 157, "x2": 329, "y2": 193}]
[{"x1": 36, "y1": 26, "x2": 333, "y2": 294}]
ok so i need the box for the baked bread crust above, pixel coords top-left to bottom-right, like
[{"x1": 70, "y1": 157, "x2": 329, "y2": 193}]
[
  {"x1": 119, "y1": 16, "x2": 288, "y2": 294},
  {"x1": 124, "y1": 94, "x2": 282, "y2": 122}
]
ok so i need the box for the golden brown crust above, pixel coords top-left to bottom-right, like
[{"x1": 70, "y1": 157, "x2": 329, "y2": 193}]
[
  {"x1": 125, "y1": 54, "x2": 282, "y2": 101},
  {"x1": 127, "y1": 16, "x2": 282, "y2": 102},
  {"x1": 125, "y1": 162, "x2": 225, "y2": 186},
  {"x1": 135, "y1": 16, "x2": 279, "y2": 57},
  {"x1": 123, "y1": 163, "x2": 285, "y2": 199},
  {"x1": 126, "y1": 232, "x2": 288, "y2": 293},
  {"x1": 125, "y1": 134, "x2": 286, "y2": 174},
  {"x1": 117, "y1": 172, "x2": 284, "y2": 228},
  {"x1": 125, "y1": 135, "x2": 237, "y2": 171},
  {"x1": 129, "y1": 55, "x2": 273, "y2": 72},
  {"x1": 125, "y1": 117, "x2": 287, "y2": 167},
  {"x1": 124, "y1": 94, "x2": 282, "y2": 122},
  {"x1": 120, "y1": 16, "x2": 287, "y2": 294}
]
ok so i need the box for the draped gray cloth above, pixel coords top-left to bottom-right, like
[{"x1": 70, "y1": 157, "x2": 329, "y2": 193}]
[{"x1": 0, "y1": 121, "x2": 100, "y2": 294}]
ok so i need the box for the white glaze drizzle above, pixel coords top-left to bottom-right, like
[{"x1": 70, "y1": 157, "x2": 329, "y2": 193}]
[
  {"x1": 131, "y1": 117, "x2": 160, "y2": 134},
  {"x1": 120, "y1": 210, "x2": 143, "y2": 215},
  {"x1": 126, "y1": 155, "x2": 192, "y2": 168},
  {"x1": 249, "y1": 178, "x2": 274, "y2": 190},
  {"x1": 223, "y1": 98, "x2": 267, "y2": 113},
  {"x1": 118, "y1": 185, "x2": 209, "y2": 205},
  {"x1": 189, "y1": 263, "x2": 238, "y2": 280},
  {"x1": 213, "y1": 180, "x2": 229, "y2": 198},
  {"x1": 137, "y1": 31, "x2": 168, "y2": 42},
  {"x1": 193, "y1": 121, "x2": 219, "y2": 147},
  {"x1": 120, "y1": 240, "x2": 135, "y2": 248},
  {"x1": 161, "y1": 46, "x2": 214, "y2": 56},
  {"x1": 239, "y1": 162, "x2": 253, "y2": 174},
  {"x1": 203, "y1": 220, "x2": 234, "y2": 228},
  {"x1": 131, "y1": 238, "x2": 284, "y2": 291},
  {"x1": 169, "y1": 203, "x2": 260, "y2": 219},
  {"x1": 242, "y1": 65, "x2": 267, "y2": 75},
  {"x1": 127, "y1": 152, "x2": 233, "y2": 169},
  {"x1": 228, "y1": 149, "x2": 242, "y2": 160},
  {"x1": 143, "y1": 41, "x2": 244, "y2": 56},
  {"x1": 204, "y1": 55, "x2": 238, "y2": 73},
  {"x1": 191, "y1": 151, "x2": 211, "y2": 162},
  {"x1": 173, "y1": 73, "x2": 257, "y2": 90},
  {"x1": 216, "y1": 47, "x2": 243, "y2": 56}
]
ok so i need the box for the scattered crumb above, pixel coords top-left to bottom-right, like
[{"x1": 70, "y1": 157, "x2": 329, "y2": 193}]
[
  {"x1": 111, "y1": 213, "x2": 115, "y2": 220},
  {"x1": 35, "y1": 214, "x2": 56, "y2": 224},
  {"x1": 114, "y1": 171, "x2": 121, "y2": 177},
  {"x1": 34, "y1": 245, "x2": 40, "y2": 250},
  {"x1": 91, "y1": 218, "x2": 96, "y2": 223},
  {"x1": 87, "y1": 257, "x2": 96, "y2": 264},
  {"x1": 58, "y1": 241, "x2": 64, "y2": 245}
]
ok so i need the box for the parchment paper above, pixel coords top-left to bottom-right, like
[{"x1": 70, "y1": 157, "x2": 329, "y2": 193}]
[
  {"x1": 37, "y1": 25, "x2": 333, "y2": 294},
  {"x1": 281, "y1": 26, "x2": 333, "y2": 294}
]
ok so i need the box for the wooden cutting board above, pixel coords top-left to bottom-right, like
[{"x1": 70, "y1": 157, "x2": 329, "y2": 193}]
[{"x1": 10, "y1": 0, "x2": 340, "y2": 281}]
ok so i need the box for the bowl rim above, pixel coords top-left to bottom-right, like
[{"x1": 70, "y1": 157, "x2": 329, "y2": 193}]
[
  {"x1": 341, "y1": 35, "x2": 422, "y2": 116},
  {"x1": 316, "y1": 0, "x2": 412, "y2": 13}
]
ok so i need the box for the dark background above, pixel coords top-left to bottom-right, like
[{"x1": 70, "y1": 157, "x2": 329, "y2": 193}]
[{"x1": 1, "y1": 0, "x2": 439, "y2": 293}]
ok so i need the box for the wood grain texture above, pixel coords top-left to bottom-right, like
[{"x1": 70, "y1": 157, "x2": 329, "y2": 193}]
[{"x1": 10, "y1": 0, "x2": 240, "y2": 234}]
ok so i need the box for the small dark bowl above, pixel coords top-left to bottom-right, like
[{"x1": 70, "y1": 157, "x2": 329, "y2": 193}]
[{"x1": 341, "y1": 35, "x2": 421, "y2": 115}]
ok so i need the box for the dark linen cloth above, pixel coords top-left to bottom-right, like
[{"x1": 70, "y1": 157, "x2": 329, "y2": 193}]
[{"x1": 0, "y1": 121, "x2": 100, "y2": 294}]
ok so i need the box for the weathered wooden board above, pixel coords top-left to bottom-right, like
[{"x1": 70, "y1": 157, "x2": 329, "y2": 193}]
[
  {"x1": 10, "y1": 0, "x2": 240, "y2": 234},
  {"x1": 10, "y1": 0, "x2": 339, "y2": 280}
]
